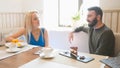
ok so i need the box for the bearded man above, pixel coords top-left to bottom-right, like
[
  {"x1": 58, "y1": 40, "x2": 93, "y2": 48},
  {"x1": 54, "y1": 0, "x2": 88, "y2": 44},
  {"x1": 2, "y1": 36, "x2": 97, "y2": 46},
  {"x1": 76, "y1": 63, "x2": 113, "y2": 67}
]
[{"x1": 69, "y1": 6, "x2": 115, "y2": 57}]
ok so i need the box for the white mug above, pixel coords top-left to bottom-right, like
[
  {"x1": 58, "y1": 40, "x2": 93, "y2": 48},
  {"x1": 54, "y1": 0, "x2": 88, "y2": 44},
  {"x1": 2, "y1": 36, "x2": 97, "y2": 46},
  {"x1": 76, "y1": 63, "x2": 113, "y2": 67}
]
[
  {"x1": 41, "y1": 47, "x2": 53, "y2": 56},
  {"x1": 8, "y1": 43, "x2": 17, "y2": 51}
]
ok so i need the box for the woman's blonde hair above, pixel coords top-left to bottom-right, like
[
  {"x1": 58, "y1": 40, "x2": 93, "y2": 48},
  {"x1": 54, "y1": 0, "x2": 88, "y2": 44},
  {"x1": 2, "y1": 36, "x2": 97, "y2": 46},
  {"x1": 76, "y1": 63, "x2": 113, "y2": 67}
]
[{"x1": 24, "y1": 11, "x2": 39, "y2": 43}]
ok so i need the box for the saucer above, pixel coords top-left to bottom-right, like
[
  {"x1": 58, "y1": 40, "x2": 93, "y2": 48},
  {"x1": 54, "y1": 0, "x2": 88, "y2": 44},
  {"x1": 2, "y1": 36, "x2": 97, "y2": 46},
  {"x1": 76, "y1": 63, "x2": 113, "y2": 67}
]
[
  {"x1": 39, "y1": 53, "x2": 54, "y2": 59},
  {"x1": 6, "y1": 48, "x2": 20, "y2": 53},
  {"x1": 5, "y1": 42, "x2": 27, "y2": 48}
]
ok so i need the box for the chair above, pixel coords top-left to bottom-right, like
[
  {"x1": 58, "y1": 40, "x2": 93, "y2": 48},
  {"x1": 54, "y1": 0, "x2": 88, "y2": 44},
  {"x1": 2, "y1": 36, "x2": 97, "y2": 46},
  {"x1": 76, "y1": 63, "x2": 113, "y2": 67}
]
[{"x1": 114, "y1": 33, "x2": 120, "y2": 56}]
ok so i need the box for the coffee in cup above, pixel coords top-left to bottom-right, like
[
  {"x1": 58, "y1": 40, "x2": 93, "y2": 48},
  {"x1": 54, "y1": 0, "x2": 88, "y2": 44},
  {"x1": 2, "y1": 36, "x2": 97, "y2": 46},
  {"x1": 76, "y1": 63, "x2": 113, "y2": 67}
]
[{"x1": 41, "y1": 47, "x2": 53, "y2": 57}]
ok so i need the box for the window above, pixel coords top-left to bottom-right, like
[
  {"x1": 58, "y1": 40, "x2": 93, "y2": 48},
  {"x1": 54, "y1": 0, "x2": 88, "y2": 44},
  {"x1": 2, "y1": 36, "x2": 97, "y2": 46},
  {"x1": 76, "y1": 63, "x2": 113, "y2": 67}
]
[
  {"x1": 58, "y1": 0, "x2": 79, "y2": 27},
  {"x1": 43, "y1": 0, "x2": 99, "y2": 28},
  {"x1": 43, "y1": 0, "x2": 58, "y2": 28},
  {"x1": 43, "y1": 0, "x2": 79, "y2": 28}
]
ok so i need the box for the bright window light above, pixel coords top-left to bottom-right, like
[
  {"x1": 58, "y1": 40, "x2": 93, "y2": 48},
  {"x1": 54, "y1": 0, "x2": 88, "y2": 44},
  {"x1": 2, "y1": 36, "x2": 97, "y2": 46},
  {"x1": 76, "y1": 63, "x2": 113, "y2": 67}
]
[{"x1": 43, "y1": 0, "x2": 99, "y2": 28}]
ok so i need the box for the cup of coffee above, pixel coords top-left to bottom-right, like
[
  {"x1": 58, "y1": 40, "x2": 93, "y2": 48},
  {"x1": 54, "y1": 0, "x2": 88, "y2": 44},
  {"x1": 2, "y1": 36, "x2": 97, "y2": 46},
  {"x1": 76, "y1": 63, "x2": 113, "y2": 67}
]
[
  {"x1": 8, "y1": 43, "x2": 17, "y2": 51},
  {"x1": 41, "y1": 47, "x2": 53, "y2": 57}
]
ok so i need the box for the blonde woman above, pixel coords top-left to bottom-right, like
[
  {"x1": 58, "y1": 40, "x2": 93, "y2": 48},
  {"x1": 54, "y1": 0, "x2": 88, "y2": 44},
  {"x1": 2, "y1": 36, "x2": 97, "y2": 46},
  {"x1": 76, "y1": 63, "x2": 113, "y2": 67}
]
[{"x1": 6, "y1": 11, "x2": 48, "y2": 47}]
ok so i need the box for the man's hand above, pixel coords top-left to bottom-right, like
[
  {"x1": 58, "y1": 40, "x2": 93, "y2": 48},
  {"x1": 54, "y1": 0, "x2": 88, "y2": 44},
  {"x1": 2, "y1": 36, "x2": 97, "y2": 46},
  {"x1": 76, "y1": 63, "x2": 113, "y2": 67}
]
[{"x1": 69, "y1": 32, "x2": 74, "y2": 43}]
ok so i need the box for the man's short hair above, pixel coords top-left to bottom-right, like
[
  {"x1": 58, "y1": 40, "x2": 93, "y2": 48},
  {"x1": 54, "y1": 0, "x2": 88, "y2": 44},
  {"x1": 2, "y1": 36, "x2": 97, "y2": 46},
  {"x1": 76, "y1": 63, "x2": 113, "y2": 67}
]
[{"x1": 88, "y1": 6, "x2": 103, "y2": 20}]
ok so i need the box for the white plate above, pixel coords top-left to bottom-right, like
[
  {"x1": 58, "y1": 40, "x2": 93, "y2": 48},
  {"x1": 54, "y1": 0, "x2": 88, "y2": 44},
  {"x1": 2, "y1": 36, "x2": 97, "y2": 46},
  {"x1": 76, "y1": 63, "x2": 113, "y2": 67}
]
[
  {"x1": 5, "y1": 42, "x2": 27, "y2": 48},
  {"x1": 39, "y1": 53, "x2": 54, "y2": 59},
  {"x1": 6, "y1": 48, "x2": 21, "y2": 53}
]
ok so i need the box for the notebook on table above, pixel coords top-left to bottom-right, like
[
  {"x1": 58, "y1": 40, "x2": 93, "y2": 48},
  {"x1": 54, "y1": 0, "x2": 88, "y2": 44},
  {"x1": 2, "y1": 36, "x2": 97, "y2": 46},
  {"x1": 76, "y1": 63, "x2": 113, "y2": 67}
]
[{"x1": 100, "y1": 56, "x2": 120, "y2": 68}]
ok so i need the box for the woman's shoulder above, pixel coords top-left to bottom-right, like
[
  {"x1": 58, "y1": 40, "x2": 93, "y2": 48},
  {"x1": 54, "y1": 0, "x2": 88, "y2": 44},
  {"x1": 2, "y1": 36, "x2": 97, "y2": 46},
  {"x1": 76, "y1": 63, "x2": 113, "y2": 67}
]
[
  {"x1": 40, "y1": 28, "x2": 48, "y2": 34},
  {"x1": 40, "y1": 27, "x2": 45, "y2": 30},
  {"x1": 40, "y1": 27, "x2": 47, "y2": 31}
]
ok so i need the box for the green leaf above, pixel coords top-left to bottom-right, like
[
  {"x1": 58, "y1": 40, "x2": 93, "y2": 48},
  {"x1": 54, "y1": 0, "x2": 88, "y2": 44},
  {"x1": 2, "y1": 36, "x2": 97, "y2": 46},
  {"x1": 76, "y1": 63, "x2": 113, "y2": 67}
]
[{"x1": 72, "y1": 12, "x2": 80, "y2": 21}]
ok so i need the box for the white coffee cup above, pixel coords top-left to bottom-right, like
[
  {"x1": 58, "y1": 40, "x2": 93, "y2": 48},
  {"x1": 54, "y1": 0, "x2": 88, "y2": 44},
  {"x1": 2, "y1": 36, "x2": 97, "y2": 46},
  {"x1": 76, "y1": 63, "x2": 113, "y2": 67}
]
[
  {"x1": 8, "y1": 43, "x2": 17, "y2": 51},
  {"x1": 41, "y1": 47, "x2": 53, "y2": 56}
]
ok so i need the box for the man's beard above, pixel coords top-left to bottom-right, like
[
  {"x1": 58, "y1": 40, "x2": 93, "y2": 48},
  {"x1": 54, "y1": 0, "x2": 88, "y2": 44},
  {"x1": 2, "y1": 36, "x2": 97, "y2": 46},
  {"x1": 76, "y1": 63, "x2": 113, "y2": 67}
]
[{"x1": 88, "y1": 18, "x2": 98, "y2": 28}]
